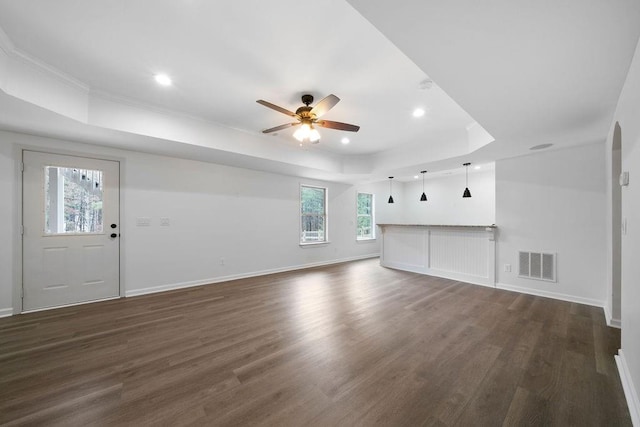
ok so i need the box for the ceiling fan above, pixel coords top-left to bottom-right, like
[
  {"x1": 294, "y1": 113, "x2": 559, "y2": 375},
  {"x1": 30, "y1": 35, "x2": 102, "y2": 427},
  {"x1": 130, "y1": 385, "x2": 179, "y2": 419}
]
[{"x1": 256, "y1": 94, "x2": 360, "y2": 143}]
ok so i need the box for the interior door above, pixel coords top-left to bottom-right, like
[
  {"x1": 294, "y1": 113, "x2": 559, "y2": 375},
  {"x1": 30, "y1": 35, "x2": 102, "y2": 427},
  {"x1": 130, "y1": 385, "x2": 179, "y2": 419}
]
[{"x1": 22, "y1": 150, "x2": 120, "y2": 311}]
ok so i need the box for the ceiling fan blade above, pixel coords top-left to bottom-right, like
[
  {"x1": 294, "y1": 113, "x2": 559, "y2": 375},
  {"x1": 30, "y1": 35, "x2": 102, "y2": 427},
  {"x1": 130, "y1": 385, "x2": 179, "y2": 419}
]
[
  {"x1": 310, "y1": 94, "x2": 340, "y2": 118},
  {"x1": 316, "y1": 120, "x2": 360, "y2": 132},
  {"x1": 262, "y1": 122, "x2": 300, "y2": 133},
  {"x1": 256, "y1": 100, "x2": 297, "y2": 117}
]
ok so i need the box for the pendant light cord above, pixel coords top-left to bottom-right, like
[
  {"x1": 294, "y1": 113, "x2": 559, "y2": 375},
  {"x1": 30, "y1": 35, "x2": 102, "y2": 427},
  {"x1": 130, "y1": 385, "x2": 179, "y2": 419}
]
[{"x1": 463, "y1": 162, "x2": 471, "y2": 186}]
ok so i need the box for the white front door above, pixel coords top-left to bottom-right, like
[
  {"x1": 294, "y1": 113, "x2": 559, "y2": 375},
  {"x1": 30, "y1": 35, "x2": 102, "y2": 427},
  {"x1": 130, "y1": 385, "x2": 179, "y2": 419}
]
[{"x1": 22, "y1": 150, "x2": 120, "y2": 311}]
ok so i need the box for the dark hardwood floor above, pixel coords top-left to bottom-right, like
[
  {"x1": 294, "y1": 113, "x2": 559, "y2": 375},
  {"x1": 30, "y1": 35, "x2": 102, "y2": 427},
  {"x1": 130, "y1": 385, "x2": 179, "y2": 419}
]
[{"x1": 0, "y1": 259, "x2": 631, "y2": 426}]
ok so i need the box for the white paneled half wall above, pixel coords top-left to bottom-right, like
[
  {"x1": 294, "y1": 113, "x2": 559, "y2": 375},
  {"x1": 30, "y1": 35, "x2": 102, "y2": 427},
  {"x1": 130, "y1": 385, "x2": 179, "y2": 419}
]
[{"x1": 379, "y1": 224, "x2": 496, "y2": 287}]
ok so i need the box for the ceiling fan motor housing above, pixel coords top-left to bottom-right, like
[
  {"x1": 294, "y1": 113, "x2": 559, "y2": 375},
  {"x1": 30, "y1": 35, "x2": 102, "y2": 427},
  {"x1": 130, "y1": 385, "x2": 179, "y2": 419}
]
[{"x1": 295, "y1": 106, "x2": 314, "y2": 118}]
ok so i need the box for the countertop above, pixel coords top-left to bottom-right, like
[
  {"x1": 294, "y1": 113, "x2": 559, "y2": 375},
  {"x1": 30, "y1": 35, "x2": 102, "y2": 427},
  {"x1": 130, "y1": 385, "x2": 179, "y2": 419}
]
[{"x1": 377, "y1": 224, "x2": 497, "y2": 229}]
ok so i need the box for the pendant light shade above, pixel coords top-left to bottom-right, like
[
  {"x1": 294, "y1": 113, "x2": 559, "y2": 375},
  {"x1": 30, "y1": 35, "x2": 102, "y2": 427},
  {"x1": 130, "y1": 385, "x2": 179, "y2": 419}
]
[
  {"x1": 462, "y1": 163, "x2": 472, "y2": 198},
  {"x1": 419, "y1": 170, "x2": 427, "y2": 201},
  {"x1": 388, "y1": 176, "x2": 394, "y2": 204}
]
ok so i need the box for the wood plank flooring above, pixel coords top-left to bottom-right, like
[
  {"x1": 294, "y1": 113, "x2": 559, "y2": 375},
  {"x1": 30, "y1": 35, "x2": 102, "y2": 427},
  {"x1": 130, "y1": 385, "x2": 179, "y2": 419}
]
[{"x1": 0, "y1": 259, "x2": 631, "y2": 426}]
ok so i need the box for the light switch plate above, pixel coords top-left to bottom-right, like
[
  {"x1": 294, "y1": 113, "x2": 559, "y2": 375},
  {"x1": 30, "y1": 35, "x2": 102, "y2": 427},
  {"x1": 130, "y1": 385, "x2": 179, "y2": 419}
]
[
  {"x1": 620, "y1": 171, "x2": 629, "y2": 186},
  {"x1": 136, "y1": 217, "x2": 151, "y2": 226}
]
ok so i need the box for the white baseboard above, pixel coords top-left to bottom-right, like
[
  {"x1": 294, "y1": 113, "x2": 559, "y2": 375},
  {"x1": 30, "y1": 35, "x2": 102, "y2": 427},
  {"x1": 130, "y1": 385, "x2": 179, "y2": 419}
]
[
  {"x1": 604, "y1": 304, "x2": 622, "y2": 329},
  {"x1": 21, "y1": 296, "x2": 121, "y2": 315},
  {"x1": 615, "y1": 350, "x2": 640, "y2": 426},
  {"x1": 0, "y1": 308, "x2": 13, "y2": 318},
  {"x1": 380, "y1": 260, "x2": 427, "y2": 275},
  {"x1": 125, "y1": 253, "x2": 380, "y2": 297},
  {"x1": 495, "y1": 282, "x2": 605, "y2": 308},
  {"x1": 380, "y1": 261, "x2": 494, "y2": 288},
  {"x1": 427, "y1": 268, "x2": 495, "y2": 288}
]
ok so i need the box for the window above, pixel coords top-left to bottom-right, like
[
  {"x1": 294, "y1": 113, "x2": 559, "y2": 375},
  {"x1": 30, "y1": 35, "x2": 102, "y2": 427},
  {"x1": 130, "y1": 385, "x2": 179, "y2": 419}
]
[
  {"x1": 357, "y1": 192, "x2": 375, "y2": 240},
  {"x1": 45, "y1": 166, "x2": 104, "y2": 234},
  {"x1": 300, "y1": 185, "x2": 327, "y2": 244}
]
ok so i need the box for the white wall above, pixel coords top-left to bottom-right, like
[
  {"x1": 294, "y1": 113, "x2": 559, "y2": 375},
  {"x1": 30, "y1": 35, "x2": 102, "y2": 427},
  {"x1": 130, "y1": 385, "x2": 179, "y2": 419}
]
[
  {"x1": 0, "y1": 131, "x2": 385, "y2": 313},
  {"x1": 495, "y1": 142, "x2": 607, "y2": 306},
  {"x1": 400, "y1": 169, "x2": 495, "y2": 225},
  {"x1": 374, "y1": 178, "x2": 406, "y2": 225},
  {"x1": 608, "y1": 35, "x2": 640, "y2": 424}
]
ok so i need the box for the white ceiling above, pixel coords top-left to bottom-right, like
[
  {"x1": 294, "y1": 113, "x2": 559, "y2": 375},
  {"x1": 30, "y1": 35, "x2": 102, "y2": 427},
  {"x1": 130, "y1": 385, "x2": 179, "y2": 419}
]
[{"x1": 0, "y1": 0, "x2": 639, "y2": 183}]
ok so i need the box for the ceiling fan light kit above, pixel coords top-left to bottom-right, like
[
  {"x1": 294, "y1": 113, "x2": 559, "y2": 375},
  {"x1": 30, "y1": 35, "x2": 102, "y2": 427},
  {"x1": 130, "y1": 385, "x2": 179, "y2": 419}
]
[
  {"x1": 257, "y1": 94, "x2": 360, "y2": 144},
  {"x1": 293, "y1": 121, "x2": 321, "y2": 143}
]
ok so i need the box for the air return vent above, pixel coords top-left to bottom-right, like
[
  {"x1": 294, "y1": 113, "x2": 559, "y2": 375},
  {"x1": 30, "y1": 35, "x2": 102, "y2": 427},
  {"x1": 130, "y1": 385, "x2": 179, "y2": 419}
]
[{"x1": 518, "y1": 251, "x2": 556, "y2": 282}]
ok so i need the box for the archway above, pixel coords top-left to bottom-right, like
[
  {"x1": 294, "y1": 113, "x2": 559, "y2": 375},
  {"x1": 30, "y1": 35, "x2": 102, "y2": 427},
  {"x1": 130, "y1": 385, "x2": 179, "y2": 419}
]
[{"x1": 611, "y1": 122, "x2": 622, "y2": 325}]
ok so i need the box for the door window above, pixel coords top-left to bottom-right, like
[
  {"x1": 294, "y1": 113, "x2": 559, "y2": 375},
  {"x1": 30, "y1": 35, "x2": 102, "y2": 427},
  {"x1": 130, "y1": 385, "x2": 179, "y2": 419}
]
[{"x1": 44, "y1": 166, "x2": 104, "y2": 234}]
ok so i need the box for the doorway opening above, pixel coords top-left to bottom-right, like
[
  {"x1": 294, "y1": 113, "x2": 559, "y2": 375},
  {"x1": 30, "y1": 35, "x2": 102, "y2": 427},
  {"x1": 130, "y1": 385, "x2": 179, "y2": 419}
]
[{"x1": 611, "y1": 122, "x2": 622, "y2": 326}]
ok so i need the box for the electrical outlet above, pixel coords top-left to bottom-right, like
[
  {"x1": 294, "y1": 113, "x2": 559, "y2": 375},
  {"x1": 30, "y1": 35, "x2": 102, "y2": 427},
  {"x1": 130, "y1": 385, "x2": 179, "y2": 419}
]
[
  {"x1": 504, "y1": 264, "x2": 512, "y2": 272},
  {"x1": 160, "y1": 217, "x2": 170, "y2": 226}
]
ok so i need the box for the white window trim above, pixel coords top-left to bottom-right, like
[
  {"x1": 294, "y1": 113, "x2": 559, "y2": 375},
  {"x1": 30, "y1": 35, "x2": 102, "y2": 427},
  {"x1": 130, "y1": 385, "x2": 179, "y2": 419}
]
[
  {"x1": 356, "y1": 192, "x2": 376, "y2": 241},
  {"x1": 299, "y1": 184, "x2": 328, "y2": 246}
]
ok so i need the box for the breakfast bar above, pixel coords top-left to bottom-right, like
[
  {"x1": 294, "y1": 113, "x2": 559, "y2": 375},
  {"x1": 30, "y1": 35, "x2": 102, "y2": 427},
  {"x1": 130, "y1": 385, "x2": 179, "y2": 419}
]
[{"x1": 377, "y1": 224, "x2": 497, "y2": 287}]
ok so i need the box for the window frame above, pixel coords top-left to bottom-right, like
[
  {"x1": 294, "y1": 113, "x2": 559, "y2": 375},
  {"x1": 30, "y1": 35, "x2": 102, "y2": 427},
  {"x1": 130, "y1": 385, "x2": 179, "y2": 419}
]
[
  {"x1": 299, "y1": 184, "x2": 329, "y2": 245},
  {"x1": 44, "y1": 165, "x2": 105, "y2": 236},
  {"x1": 356, "y1": 192, "x2": 375, "y2": 241}
]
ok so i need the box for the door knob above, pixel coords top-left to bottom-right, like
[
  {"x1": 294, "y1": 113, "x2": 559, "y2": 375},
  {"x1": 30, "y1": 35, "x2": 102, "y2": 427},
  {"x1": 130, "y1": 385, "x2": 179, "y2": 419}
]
[{"x1": 110, "y1": 233, "x2": 118, "y2": 238}]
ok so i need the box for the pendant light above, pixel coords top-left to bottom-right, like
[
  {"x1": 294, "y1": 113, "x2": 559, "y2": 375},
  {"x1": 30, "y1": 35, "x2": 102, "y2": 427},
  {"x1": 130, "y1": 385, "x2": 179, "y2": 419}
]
[
  {"x1": 388, "y1": 176, "x2": 394, "y2": 204},
  {"x1": 419, "y1": 170, "x2": 427, "y2": 201},
  {"x1": 462, "y1": 162, "x2": 472, "y2": 198}
]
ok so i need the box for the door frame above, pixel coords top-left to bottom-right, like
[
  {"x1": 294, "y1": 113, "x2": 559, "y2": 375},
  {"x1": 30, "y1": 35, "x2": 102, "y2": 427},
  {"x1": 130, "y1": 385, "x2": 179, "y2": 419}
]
[{"x1": 16, "y1": 145, "x2": 124, "y2": 313}]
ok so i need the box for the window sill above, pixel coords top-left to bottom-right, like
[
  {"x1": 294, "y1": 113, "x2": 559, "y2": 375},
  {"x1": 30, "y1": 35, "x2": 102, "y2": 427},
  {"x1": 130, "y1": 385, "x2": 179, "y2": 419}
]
[
  {"x1": 299, "y1": 241, "x2": 330, "y2": 247},
  {"x1": 356, "y1": 238, "x2": 377, "y2": 242}
]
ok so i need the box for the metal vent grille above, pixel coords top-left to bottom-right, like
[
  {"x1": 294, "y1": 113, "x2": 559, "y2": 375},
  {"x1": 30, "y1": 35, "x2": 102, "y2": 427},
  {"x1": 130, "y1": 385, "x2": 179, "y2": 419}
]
[
  {"x1": 519, "y1": 251, "x2": 529, "y2": 276},
  {"x1": 518, "y1": 251, "x2": 556, "y2": 282},
  {"x1": 542, "y1": 253, "x2": 554, "y2": 281},
  {"x1": 530, "y1": 253, "x2": 541, "y2": 278}
]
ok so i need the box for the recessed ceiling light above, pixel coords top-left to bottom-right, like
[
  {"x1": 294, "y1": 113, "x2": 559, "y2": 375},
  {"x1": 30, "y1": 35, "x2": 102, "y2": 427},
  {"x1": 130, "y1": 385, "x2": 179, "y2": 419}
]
[
  {"x1": 412, "y1": 108, "x2": 425, "y2": 118},
  {"x1": 413, "y1": 175, "x2": 420, "y2": 179},
  {"x1": 474, "y1": 165, "x2": 481, "y2": 170},
  {"x1": 530, "y1": 143, "x2": 553, "y2": 150},
  {"x1": 154, "y1": 74, "x2": 172, "y2": 86},
  {"x1": 341, "y1": 137, "x2": 350, "y2": 144}
]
